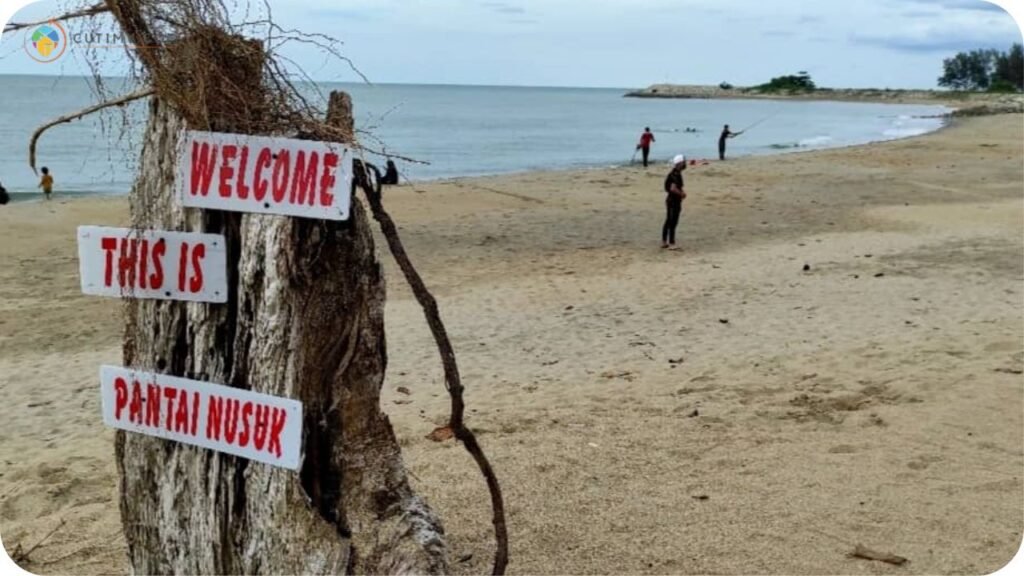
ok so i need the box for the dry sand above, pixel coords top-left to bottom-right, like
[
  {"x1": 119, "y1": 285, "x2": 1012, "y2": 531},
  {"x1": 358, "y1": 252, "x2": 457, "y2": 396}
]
[{"x1": 1, "y1": 114, "x2": 1022, "y2": 575}]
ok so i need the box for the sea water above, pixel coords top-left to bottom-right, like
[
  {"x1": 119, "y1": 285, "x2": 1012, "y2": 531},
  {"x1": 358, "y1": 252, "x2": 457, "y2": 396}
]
[{"x1": 0, "y1": 75, "x2": 948, "y2": 200}]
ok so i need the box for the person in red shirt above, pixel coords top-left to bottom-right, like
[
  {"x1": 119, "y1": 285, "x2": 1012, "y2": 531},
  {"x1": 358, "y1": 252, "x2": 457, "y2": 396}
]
[{"x1": 637, "y1": 127, "x2": 655, "y2": 167}]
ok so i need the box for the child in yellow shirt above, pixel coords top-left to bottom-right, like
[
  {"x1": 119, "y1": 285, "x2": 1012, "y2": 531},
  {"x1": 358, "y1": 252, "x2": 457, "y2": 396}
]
[{"x1": 39, "y1": 167, "x2": 53, "y2": 200}]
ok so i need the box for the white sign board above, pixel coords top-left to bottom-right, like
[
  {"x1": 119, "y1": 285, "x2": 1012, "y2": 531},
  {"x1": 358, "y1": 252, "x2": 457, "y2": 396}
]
[
  {"x1": 100, "y1": 365, "x2": 303, "y2": 470},
  {"x1": 77, "y1": 226, "x2": 228, "y2": 303},
  {"x1": 176, "y1": 130, "x2": 352, "y2": 221}
]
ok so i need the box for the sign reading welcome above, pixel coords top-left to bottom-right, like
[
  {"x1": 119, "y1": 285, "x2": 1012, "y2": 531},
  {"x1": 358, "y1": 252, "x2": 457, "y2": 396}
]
[
  {"x1": 100, "y1": 365, "x2": 303, "y2": 470},
  {"x1": 176, "y1": 130, "x2": 352, "y2": 220}
]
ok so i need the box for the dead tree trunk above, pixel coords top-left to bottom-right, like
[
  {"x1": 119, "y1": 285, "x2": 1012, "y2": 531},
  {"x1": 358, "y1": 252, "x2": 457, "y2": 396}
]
[{"x1": 113, "y1": 33, "x2": 447, "y2": 576}]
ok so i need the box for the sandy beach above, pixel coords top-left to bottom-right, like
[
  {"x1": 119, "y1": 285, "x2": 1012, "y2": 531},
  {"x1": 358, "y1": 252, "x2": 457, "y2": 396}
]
[{"x1": 0, "y1": 114, "x2": 1021, "y2": 574}]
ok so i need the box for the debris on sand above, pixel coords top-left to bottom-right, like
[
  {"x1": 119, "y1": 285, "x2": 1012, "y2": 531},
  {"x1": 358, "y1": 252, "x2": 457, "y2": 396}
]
[
  {"x1": 995, "y1": 367, "x2": 1024, "y2": 375},
  {"x1": 601, "y1": 370, "x2": 636, "y2": 381},
  {"x1": 397, "y1": 386, "x2": 411, "y2": 395},
  {"x1": 426, "y1": 426, "x2": 455, "y2": 442},
  {"x1": 848, "y1": 544, "x2": 908, "y2": 566}
]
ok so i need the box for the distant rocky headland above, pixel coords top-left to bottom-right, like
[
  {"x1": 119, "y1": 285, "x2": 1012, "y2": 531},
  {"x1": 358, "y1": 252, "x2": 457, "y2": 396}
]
[{"x1": 624, "y1": 84, "x2": 1024, "y2": 116}]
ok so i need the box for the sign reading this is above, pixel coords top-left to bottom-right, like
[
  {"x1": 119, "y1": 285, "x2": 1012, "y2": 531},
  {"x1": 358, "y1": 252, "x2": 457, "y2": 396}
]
[{"x1": 77, "y1": 226, "x2": 228, "y2": 303}]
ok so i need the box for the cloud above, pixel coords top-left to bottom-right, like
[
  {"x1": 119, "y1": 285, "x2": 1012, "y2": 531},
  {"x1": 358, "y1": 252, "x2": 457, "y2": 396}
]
[
  {"x1": 901, "y1": 0, "x2": 1008, "y2": 13},
  {"x1": 307, "y1": 7, "x2": 379, "y2": 21},
  {"x1": 900, "y1": 9, "x2": 940, "y2": 18},
  {"x1": 797, "y1": 15, "x2": 823, "y2": 24},
  {"x1": 850, "y1": 27, "x2": 1020, "y2": 52},
  {"x1": 762, "y1": 30, "x2": 797, "y2": 38},
  {"x1": 480, "y1": 2, "x2": 526, "y2": 15}
]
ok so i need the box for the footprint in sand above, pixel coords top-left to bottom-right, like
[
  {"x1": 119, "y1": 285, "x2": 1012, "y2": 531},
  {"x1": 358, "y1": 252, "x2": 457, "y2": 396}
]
[
  {"x1": 906, "y1": 455, "x2": 943, "y2": 470},
  {"x1": 984, "y1": 341, "x2": 1022, "y2": 353}
]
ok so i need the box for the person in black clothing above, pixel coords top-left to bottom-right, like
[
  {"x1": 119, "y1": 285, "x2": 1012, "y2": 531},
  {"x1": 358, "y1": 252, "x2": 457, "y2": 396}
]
[
  {"x1": 0, "y1": 181, "x2": 8, "y2": 205},
  {"x1": 662, "y1": 155, "x2": 687, "y2": 249},
  {"x1": 719, "y1": 124, "x2": 740, "y2": 160},
  {"x1": 382, "y1": 160, "x2": 399, "y2": 185}
]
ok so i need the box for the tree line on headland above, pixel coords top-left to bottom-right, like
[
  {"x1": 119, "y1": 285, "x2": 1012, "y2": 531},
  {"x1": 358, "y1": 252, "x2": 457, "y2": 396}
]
[
  {"x1": 750, "y1": 43, "x2": 1023, "y2": 95},
  {"x1": 938, "y1": 43, "x2": 1023, "y2": 93}
]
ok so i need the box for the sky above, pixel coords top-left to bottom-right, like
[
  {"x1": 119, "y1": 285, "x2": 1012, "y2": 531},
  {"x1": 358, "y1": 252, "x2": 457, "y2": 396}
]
[{"x1": 0, "y1": 0, "x2": 1021, "y2": 89}]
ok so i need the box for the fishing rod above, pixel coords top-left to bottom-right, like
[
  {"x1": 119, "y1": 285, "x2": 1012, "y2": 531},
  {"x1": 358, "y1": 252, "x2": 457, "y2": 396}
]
[{"x1": 736, "y1": 111, "x2": 780, "y2": 136}]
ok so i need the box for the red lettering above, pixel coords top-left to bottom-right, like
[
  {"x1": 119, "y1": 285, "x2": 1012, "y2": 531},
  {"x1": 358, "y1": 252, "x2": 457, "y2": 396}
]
[
  {"x1": 178, "y1": 242, "x2": 189, "y2": 292},
  {"x1": 190, "y1": 141, "x2": 218, "y2": 197},
  {"x1": 224, "y1": 399, "x2": 240, "y2": 444},
  {"x1": 150, "y1": 239, "x2": 166, "y2": 289},
  {"x1": 130, "y1": 380, "x2": 143, "y2": 424},
  {"x1": 254, "y1": 148, "x2": 271, "y2": 201},
  {"x1": 139, "y1": 239, "x2": 150, "y2": 289},
  {"x1": 206, "y1": 396, "x2": 223, "y2": 441},
  {"x1": 219, "y1": 145, "x2": 237, "y2": 198},
  {"x1": 146, "y1": 383, "x2": 161, "y2": 427},
  {"x1": 174, "y1": 389, "x2": 189, "y2": 434},
  {"x1": 268, "y1": 408, "x2": 286, "y2": 457},
  {"x1": 236, "y1": 146, "x2": 251, "y2": 199},
  {"x1": 119, "y1": 238, "x2": 138, "y2": 288},
  {"x1": 254, "y1": 405, "x2": 269, "y2": 451},
  {"x1": 271, "y1": 150, "x2": 291, "y2": 203},
  {"x1": 191, "y1": 392, "x2": 200, "y2": 437},
  {"x1": 290, "y1": 151, "x2": 319, "y2": 206},
  {"x1": 163, "y1": 386, "x2": 178, "y2": 431},
  {"x1": 113, "y1": 377, "x2": 128, "y2": 421},
  {"x1": 238, "y1": 402, "x2": 253, "y2": 448},
  {"x1": 189, "y1": 243, "x2": 205, "y2": 293},
  {"x1": 320, "y1": 152, "x2": 339, "y2": 207},
  {"x1": 102, "y1": 237, "x2": 117, "y2": 287}
]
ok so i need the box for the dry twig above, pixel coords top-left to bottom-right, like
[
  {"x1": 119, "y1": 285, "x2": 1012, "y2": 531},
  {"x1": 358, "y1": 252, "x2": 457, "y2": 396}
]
[
  {"x1": 848, "y1": 544, "x2": 909, "y2": 566},
  {"x1": 358, "y1": 180, "x2": 509, "y2": 576},
  {"x1": 3, "y1": 3, "x2": 110, "y2": 33},
  {"x1": 11, "y1": 519, "x2": 67, "y2": 564},
  {"x1": 30, "y1": 87, "x2": 154, "y2": 173}
]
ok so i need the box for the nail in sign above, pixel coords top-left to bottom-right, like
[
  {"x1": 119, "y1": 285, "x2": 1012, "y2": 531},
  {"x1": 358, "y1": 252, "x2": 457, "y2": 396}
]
[
  {"x1": 176, "y1": 130, "x2": 352, "y2": 220},
  {"x1": 77, "y1": 226, "x2": 228, "y2": 303},
  {"x1": 100, "y1": 366, "x2": 303, "y2": 470}
]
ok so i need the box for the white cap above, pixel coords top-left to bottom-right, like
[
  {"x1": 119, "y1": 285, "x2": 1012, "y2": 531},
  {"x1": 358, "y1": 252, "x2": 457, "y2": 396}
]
[{"x1": 672, "y1": 154, "x2": 685, "y2": 165}]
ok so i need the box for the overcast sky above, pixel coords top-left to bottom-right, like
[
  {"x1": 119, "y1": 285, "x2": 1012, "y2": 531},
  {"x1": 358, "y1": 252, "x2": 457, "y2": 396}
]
[{"x1": 1, "y1": 0, "x2": 1021, "y2": 88}]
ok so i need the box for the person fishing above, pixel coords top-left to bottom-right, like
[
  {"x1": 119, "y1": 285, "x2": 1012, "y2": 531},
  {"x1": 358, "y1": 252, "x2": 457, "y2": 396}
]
[
  {"x1": 662, "y1": 154, "x2": 687, "y2": 250},
  {"x1": 718, "y1": 124, "x2": 741, "y2": 161},
  {"x1": 637, "y1": 127, "x2": 655, "y2": 168}
]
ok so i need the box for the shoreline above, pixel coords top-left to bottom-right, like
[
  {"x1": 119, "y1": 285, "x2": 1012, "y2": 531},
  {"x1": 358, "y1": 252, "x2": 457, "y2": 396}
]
[{"x1": 4, "y1": 110, "x2": 958, "y2": 202}]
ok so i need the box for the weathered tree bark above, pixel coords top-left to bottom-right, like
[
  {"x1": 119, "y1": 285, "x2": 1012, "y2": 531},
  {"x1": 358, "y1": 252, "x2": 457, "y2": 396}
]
[{"x1": 114, "y1": 54, "x2": 447, "y2": 576}]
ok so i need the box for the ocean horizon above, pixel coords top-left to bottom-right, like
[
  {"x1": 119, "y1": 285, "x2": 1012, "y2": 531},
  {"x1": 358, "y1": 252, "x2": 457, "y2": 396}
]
[{"x1": 0, "y1": 74, "x2": 949, "y2": 201}]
